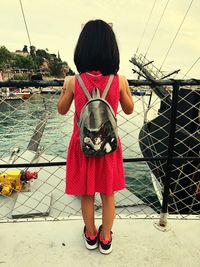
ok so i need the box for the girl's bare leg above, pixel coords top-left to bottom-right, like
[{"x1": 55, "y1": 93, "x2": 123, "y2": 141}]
[
  {"x1": 100, "y1": 193, "x2": 115, "y2": 240},
  {"x1": 81, "y1": 195, "x2": 96, "y2": 235}
]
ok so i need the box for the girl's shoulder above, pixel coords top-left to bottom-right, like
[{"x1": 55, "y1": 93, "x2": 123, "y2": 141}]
[
  {"x1": 63, "y1": 75, "x2": 76, "y2": 92},
  {"x1": 118, "y1": 74, "x2": 129, "y2": 92},
  {"x1": 118, "y1": 74, "x2": 127, "y2": 81},
  {"x1": 64, "y1": 75, "x2": 76, "y2": 84}
]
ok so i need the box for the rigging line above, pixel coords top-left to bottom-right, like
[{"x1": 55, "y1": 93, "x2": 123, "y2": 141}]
[
  {"x1": 19, "y1": 0, "x2": 32, "y2": 46},
  {"x1": 159, "y1": 0, "x2": 194, "y2": 72},
  {"x1": 145, "y1": 0, "x2": 170, "y2": 58},
  {"x1": 135, "y1": 0, "x2": 158, "y2": 54},
  {"x1": 182, "y1": 56, "x2": 200, "y2": 78}
]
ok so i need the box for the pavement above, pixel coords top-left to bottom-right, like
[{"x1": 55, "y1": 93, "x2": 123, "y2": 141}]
[{"x1": 0, "y1": 217, "x2": 200, "y2": 267}]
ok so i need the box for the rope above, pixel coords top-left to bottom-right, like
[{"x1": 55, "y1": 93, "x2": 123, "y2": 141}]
[
  {"x1": 183, "y1": 56, "x2": 200, "y2": 78},
  {"x1": 145, "y1": 0, "x2": 170, "y2": 57},
  {"x1": 135, "y1": 0, "x2": 158, "y2": 54},
  {"x1": 19, "y1": 0, "x2": 32, "y2": 46},
  {"x1": 159, "y1": 0, "x2": 194, "y2": 71}
]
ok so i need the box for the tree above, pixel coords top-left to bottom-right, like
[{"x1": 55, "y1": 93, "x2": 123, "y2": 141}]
[
  {"x1": 67, "y1": 68, "x2": 75, "y2": 75},
  {"x1": 0, "y1": 46, "x2": 12, "y2": 67},
  {"x1": 11, "y1": 54, "x2": 36, "y2": 69},
  {"x1": 49, "y1": 61, "x2": 62, "y2": 77},
  {"x1": 58, "y1": 51, "x2": 61, "y2": 62},
  {"x1": 30, "y1": 45, "x2": 36, "y2": 59},
  {"x1": 22, "y1": 45, "x2": 28, "y2": 53},
  {"x1": 36, "y1": 49, "x2": 50, "y2": 59}
]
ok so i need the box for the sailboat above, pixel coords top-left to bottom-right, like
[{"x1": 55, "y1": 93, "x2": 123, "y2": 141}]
[{"x1": 130, "y1": 55, "x2": 200, "y2": 214}]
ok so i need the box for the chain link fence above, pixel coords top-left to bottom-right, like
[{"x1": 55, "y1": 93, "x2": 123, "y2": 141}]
[{"x1": 0, "y1": 79, "x2": 199, "y2": 223}]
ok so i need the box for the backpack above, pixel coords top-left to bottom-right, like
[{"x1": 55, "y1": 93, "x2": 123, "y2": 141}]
[{"x1": 76, "y1": 74, "x2": 118, "y2": 157}]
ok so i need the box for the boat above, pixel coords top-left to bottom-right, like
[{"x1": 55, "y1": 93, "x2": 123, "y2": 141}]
[
  {"x1": 20, "y1": 88, "x2": 32, "y2": 99},
  {"x1": 131, "y1": 88, "x2": 147, "y2": 96},
  {"x1": 0, "y1": 88, "x2": 31, "y2": 101},
  {"x1": 40, "y1": 87, "x2": 60, "y2": 94},
  {"x1": 130, "y1": 55, "x2": 200, "y2": 214}
]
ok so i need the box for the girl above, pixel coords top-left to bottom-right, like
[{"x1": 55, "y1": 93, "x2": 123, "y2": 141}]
[{"x1": 57, "y1": 19, "x2": 134, "y2": 254}]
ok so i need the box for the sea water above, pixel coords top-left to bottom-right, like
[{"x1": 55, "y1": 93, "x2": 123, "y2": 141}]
[{"x1": 0, "y1": 93, "x2": 160, "y2": 211}]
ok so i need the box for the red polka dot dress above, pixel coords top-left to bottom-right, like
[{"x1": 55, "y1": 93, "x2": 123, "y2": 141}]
[{"x1": 65, "y1": 71, "x2": 125, "y2": 196}]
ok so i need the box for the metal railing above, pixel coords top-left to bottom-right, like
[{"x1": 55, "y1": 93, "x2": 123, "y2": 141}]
[{"x1": 0, "y1": 78, "x2": 200, "y2": 227}]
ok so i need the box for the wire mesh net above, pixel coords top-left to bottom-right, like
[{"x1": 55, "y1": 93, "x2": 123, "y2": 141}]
[{"x1": 0, "y1": 79, "x2": 199, "y2": 222}]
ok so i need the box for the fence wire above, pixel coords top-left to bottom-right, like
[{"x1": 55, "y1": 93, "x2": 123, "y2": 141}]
[{"x1": 0, "y1": 83, "x2": 199, "y2": 222}]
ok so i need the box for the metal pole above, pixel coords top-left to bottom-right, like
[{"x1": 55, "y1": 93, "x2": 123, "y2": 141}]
[
  {"x1": 159, "y1": 83, "x2": 180, "y2": 227},
  {"x1": 1, "y1": 79, "x2": 200, "y2": 88}
]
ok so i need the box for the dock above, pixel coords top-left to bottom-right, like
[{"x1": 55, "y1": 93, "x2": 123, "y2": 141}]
[{"x1": 0, "y1": 217, "x2": 199, "y2": 267}]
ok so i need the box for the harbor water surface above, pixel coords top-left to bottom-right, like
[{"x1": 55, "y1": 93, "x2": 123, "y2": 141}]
[{"x1": 0, "y1": 93, "x2": 160, "y2": 211}]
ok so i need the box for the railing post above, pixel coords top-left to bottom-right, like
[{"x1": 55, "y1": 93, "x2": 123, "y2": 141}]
[{"x1": 159, "y1": 82, "x2": 180, "y2": 227}]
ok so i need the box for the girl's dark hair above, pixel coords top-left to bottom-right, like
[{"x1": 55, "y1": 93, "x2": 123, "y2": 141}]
[{"x1": 74, "y1": 20, "x2": 120, "y2": 75}]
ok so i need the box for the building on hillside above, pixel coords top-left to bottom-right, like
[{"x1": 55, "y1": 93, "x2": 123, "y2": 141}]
[{"x1": 14, "y1": 50, "x2": 29, "y2": 57}]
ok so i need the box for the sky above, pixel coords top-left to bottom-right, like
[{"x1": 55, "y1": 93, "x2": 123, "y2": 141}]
[{"x1": 0, "y1": 0, "x2": 200, "y2": 78}]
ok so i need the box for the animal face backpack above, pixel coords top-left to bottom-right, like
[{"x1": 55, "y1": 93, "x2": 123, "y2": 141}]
[{"x1": 76, "y1": 74, "x2": 118, "y2": 157}]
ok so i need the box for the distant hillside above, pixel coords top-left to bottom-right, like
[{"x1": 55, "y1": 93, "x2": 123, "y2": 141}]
[{"x1": 0, "y1": 45, "x2": 75, "y2": 80}]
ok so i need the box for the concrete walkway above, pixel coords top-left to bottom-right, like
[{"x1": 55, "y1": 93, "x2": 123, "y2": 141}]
[{"x1": 0, "y1": 218, "x2": 199, "y2": 267}]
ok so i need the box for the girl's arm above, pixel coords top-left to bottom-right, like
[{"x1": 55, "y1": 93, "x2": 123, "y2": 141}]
[
  {"x1": 57, "y1": 76, "x2": 75, "y2": 115},
  {"x1": 119, "y1": 75, "x2": 134, "y2": 114}
]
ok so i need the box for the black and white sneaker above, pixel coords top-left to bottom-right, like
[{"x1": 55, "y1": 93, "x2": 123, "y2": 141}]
[
  {"x1": 83, "y1": 226, "x2": 98, "y2": 250},
  {"x1": 98, "y1": 225, "x2": 113, "y2": 254}
]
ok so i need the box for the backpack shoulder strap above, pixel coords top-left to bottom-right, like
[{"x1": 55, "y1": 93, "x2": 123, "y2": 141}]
[
  {"x1": 76, "y1": 74, "x2": 114, "y2": 100},
  {"x1": 76, "y1": 74, "x2": 92, "y2": 100},
  {"x1": 101, "y1": 75, "x2": 114, "y2": 99}
]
